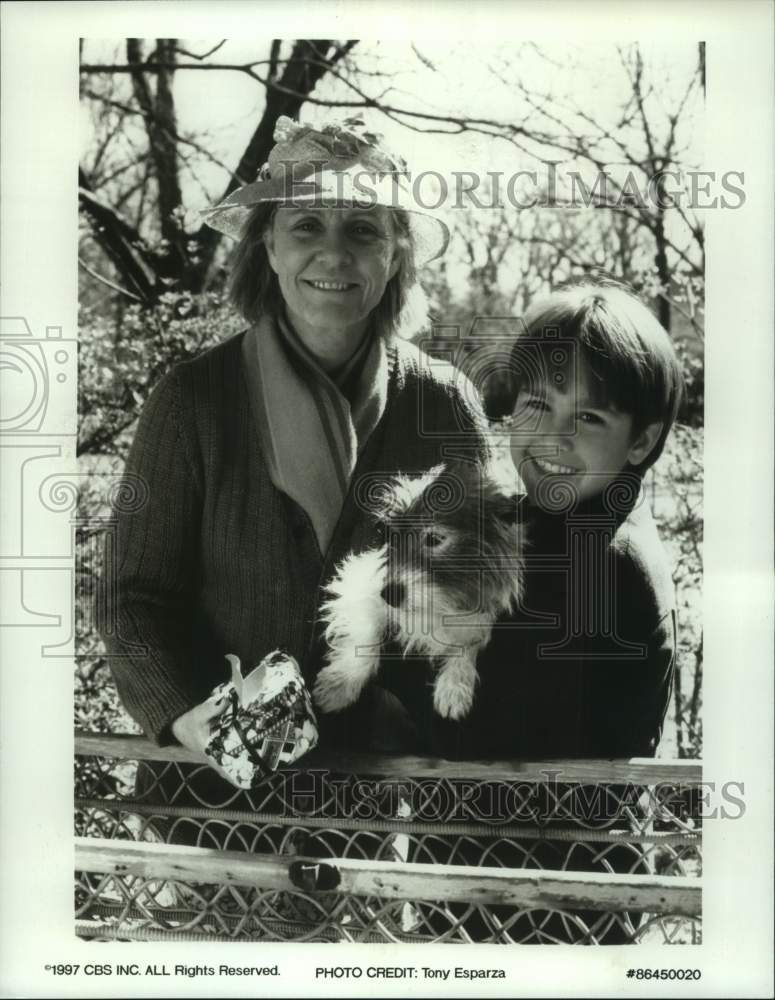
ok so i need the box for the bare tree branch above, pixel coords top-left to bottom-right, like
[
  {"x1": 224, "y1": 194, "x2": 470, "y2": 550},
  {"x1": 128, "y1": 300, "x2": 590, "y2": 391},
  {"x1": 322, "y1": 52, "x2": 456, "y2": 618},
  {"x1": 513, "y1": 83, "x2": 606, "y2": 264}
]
[
  {"x1": 78, "y1": 256, "x2": 144, "y2": 302},
  {"x1": 268, "y1": 39, "x2": 281, "y2": 81},
  {"x1": 174, "y1": 40, "x2": 227, "y2": 61},
  {"x1": 78, "y1": 168, "x2": 156, "y2": 302},
  {"x1": 126, "y1": 38, "x2": 186, "y2": 273},
  {"x1": 191, "y1": 39, "x2": 360, "y2": 280},
  {"x1": 83, "y1": 88, "x2": 245, "y2": 184}
]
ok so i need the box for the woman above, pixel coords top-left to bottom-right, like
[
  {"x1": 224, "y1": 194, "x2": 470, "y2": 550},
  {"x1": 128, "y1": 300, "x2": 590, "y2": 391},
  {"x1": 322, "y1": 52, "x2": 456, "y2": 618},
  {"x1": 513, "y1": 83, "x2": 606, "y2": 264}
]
[{"x1": 100, "y1": 116, "x2": 489, "y2": 764}]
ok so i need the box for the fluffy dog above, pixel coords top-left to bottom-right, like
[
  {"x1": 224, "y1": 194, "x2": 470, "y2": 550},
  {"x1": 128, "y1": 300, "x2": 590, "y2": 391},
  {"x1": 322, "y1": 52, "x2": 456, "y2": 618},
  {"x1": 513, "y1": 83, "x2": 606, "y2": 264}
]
[{"x1": 313, "y1": 460, "x2": 525, "y2": 720}]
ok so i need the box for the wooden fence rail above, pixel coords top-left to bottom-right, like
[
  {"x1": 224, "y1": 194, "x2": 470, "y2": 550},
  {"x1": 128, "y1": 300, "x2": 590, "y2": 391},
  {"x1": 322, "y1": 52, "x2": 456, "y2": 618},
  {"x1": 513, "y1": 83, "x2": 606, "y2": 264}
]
[
  {"x1": 75, "y1": 731, "x2": 702, "y2": 942},
  {"x1": 76, "y1": 837, "x2": 701, "y2": 917},
  {"x1": 74, "y1": 731, "x2": 703, "y2": 784}
]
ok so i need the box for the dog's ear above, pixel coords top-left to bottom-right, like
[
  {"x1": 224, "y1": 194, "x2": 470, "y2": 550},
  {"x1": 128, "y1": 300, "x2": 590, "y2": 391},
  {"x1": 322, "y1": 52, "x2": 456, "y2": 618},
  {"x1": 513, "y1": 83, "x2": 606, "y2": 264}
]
[
  {"x1": 433, "y1": 459, "x2": 483, "y2": 512},
  {"x1": 441, "y1": 458, "x2": 484, "y2": 491}
]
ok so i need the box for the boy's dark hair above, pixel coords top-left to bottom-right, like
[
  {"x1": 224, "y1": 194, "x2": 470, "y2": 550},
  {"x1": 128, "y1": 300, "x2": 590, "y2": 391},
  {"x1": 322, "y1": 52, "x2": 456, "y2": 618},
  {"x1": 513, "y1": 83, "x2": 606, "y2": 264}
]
[
  {"x1": 228, "y1": 202, "x2": 429, "y2": 340},
  {"x1": 508, "y1": 282, "x2": 686, "y2": 474}
]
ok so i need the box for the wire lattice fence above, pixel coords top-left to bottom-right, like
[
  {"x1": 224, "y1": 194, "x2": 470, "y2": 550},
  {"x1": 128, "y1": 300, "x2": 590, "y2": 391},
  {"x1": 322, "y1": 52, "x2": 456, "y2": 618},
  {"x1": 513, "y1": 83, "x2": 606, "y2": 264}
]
[{"x1": 75, "y1": 733, "x2": 702, "y2": 945}]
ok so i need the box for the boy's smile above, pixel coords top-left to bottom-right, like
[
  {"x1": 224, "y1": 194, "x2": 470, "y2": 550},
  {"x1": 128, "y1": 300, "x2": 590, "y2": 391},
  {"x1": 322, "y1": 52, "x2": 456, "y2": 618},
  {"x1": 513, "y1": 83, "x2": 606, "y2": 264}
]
[{"x1": 508, "y1": 361, "x2": 660, "y2": 509}]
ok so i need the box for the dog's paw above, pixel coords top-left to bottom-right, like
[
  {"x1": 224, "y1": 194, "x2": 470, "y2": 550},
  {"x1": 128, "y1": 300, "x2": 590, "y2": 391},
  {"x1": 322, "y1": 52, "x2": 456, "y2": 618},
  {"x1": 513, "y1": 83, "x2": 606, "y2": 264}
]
[
  {"x1": 432, "y1": 672, "x2": 475, "y2": 720},
  {"x1": 313, "y1": 664, "x2": 368, "y2": 714}
]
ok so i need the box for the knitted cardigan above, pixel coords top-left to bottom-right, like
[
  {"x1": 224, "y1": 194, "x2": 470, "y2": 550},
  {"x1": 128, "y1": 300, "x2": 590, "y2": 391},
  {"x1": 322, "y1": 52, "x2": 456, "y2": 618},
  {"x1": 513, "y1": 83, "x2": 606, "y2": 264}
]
[{"x1": 99, "y1": 328, "x2": 489, "y2": 746}]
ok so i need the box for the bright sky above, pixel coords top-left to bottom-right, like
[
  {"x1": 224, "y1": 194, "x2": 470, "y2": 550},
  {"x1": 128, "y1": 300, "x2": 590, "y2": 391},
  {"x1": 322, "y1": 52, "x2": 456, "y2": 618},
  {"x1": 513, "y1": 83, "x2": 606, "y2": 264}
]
[
  {"x1": 80, "y1": 37, "x2": 704, "y2": 300},
  {"x1": 81, "y1": 37, "x2": 702, "y2": 203}
]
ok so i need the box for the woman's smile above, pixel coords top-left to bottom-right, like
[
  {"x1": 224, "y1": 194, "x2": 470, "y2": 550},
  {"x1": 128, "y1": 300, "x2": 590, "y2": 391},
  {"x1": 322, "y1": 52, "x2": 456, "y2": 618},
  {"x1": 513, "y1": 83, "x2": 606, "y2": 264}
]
[
  {"x1": 303, "y1": 279, "x2": 359, "y2": 293},
  {"x1": 264, "y1": 205, "x2": 401, "y2": 370}
]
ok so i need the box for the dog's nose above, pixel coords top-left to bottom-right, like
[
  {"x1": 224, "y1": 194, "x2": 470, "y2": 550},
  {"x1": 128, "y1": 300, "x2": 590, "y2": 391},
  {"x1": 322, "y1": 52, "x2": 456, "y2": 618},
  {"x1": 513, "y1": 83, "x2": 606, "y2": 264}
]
[{"x1": 380, "y1": 581, "x2": 406, "y2": 607}]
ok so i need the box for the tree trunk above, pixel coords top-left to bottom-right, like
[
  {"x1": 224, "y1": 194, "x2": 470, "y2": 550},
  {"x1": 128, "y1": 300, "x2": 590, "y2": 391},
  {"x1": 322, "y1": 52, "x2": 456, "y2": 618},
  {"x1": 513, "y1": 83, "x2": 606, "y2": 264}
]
[
  {"x1": 80, "y1": 39, "x2": 358, "y2": 301},
  {"x1": 191, "y1": 40, "x2": 352, "y2": 288}
]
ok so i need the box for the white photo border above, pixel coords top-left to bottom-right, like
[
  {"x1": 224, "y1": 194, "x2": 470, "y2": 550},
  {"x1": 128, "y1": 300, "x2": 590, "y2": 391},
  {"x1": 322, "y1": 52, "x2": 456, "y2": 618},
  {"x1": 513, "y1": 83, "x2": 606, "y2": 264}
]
[{"x1": 0, "y1": 1, "x2": 772, "y2": 996}]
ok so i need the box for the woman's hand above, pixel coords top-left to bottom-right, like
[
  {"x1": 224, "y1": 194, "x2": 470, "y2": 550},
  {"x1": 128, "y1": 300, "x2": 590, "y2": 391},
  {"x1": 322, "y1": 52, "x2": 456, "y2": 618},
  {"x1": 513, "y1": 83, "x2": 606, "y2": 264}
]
[{"x1": 171, "y1": 697, "x2": 225, "y2": 754}]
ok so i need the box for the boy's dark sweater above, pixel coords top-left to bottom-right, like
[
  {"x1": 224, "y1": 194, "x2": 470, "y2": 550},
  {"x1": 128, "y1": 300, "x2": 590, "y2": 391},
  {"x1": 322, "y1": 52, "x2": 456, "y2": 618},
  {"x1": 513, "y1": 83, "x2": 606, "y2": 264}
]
[{"x1": 379, "y1": 477, "x2": 677, "y2": 761}]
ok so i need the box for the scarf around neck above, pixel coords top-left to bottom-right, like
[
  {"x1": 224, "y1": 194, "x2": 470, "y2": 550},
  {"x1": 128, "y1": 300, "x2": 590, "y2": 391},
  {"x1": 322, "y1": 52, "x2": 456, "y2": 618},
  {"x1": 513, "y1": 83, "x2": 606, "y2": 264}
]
[{"x1": 242, "y1": 312, "x2": 391, "y2": 557}]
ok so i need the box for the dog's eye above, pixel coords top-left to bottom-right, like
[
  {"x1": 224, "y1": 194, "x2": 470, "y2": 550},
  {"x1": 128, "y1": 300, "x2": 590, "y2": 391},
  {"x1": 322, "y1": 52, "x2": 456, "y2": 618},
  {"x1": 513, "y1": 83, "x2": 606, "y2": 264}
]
[{"x1": 423, "y1": 531, "x2": 444, "y2": 548}]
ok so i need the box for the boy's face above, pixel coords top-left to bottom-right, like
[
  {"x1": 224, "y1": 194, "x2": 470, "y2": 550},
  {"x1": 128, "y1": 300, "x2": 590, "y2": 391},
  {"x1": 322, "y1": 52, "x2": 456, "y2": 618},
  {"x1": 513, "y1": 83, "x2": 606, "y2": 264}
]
[{"x1": 508, "y1": 359, "x2": 659, "y2": 509}]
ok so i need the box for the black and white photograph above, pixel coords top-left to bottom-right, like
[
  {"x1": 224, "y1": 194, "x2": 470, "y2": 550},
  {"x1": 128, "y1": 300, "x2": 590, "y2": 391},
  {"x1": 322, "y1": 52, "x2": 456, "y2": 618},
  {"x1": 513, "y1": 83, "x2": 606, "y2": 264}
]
[{"x1": 0, "y1": 1, "x2": 772, "y2": 997}]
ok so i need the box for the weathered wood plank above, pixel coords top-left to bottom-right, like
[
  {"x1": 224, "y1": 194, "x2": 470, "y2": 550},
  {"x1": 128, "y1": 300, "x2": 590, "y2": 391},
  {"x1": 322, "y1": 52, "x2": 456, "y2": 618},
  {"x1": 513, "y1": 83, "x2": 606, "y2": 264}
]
[
  {"x1": 75, "y1": 837, "x2": 701, "y2": 916},
  {"x1": 74, "y1": 731, "x2": 702, "y2": 784}
]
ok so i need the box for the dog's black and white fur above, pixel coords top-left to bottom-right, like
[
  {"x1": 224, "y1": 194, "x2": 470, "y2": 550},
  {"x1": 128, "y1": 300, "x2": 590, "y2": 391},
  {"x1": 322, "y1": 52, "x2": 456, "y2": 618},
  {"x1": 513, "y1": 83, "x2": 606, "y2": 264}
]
[{"x1": 313, "y1": 460, "x2": 525, "y2": 720}]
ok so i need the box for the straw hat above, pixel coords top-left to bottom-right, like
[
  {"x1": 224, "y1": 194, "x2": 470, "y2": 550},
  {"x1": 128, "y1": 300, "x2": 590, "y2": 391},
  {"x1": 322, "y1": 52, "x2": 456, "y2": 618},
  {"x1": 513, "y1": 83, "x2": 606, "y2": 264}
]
[{"x1": 201, "y1": 116, "x2": 449, "y2": 265}]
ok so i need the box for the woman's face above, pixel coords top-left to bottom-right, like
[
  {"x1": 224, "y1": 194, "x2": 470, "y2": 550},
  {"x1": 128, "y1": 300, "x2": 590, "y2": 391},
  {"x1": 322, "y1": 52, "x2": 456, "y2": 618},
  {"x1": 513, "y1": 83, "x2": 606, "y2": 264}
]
[{"x1": 263, "y1": 205, "x2": 401, "y2": 368}]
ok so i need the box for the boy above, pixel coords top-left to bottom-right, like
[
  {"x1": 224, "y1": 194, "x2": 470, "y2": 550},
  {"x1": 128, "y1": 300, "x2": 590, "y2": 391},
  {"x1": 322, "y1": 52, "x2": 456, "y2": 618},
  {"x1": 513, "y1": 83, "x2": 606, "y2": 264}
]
[
  {"x1": 406, "y1": 282, "x2": 686, "y2": 944},
  {"x1": 472, "y1": 282, "x2": 685, "y2": 760}
]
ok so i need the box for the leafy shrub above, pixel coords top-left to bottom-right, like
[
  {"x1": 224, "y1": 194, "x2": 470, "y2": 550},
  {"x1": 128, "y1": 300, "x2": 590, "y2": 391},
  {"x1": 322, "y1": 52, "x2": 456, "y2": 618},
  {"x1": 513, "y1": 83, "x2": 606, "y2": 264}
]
[
  {"x1": 648, "y1": 424, "x2": 703, "y2": 758},
  {"x1": 76, "y1": 291, "x2": 242, "y2": 733},
  {"x1": 79, "y1": 291, "x2": 243, "y2": 458}
]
